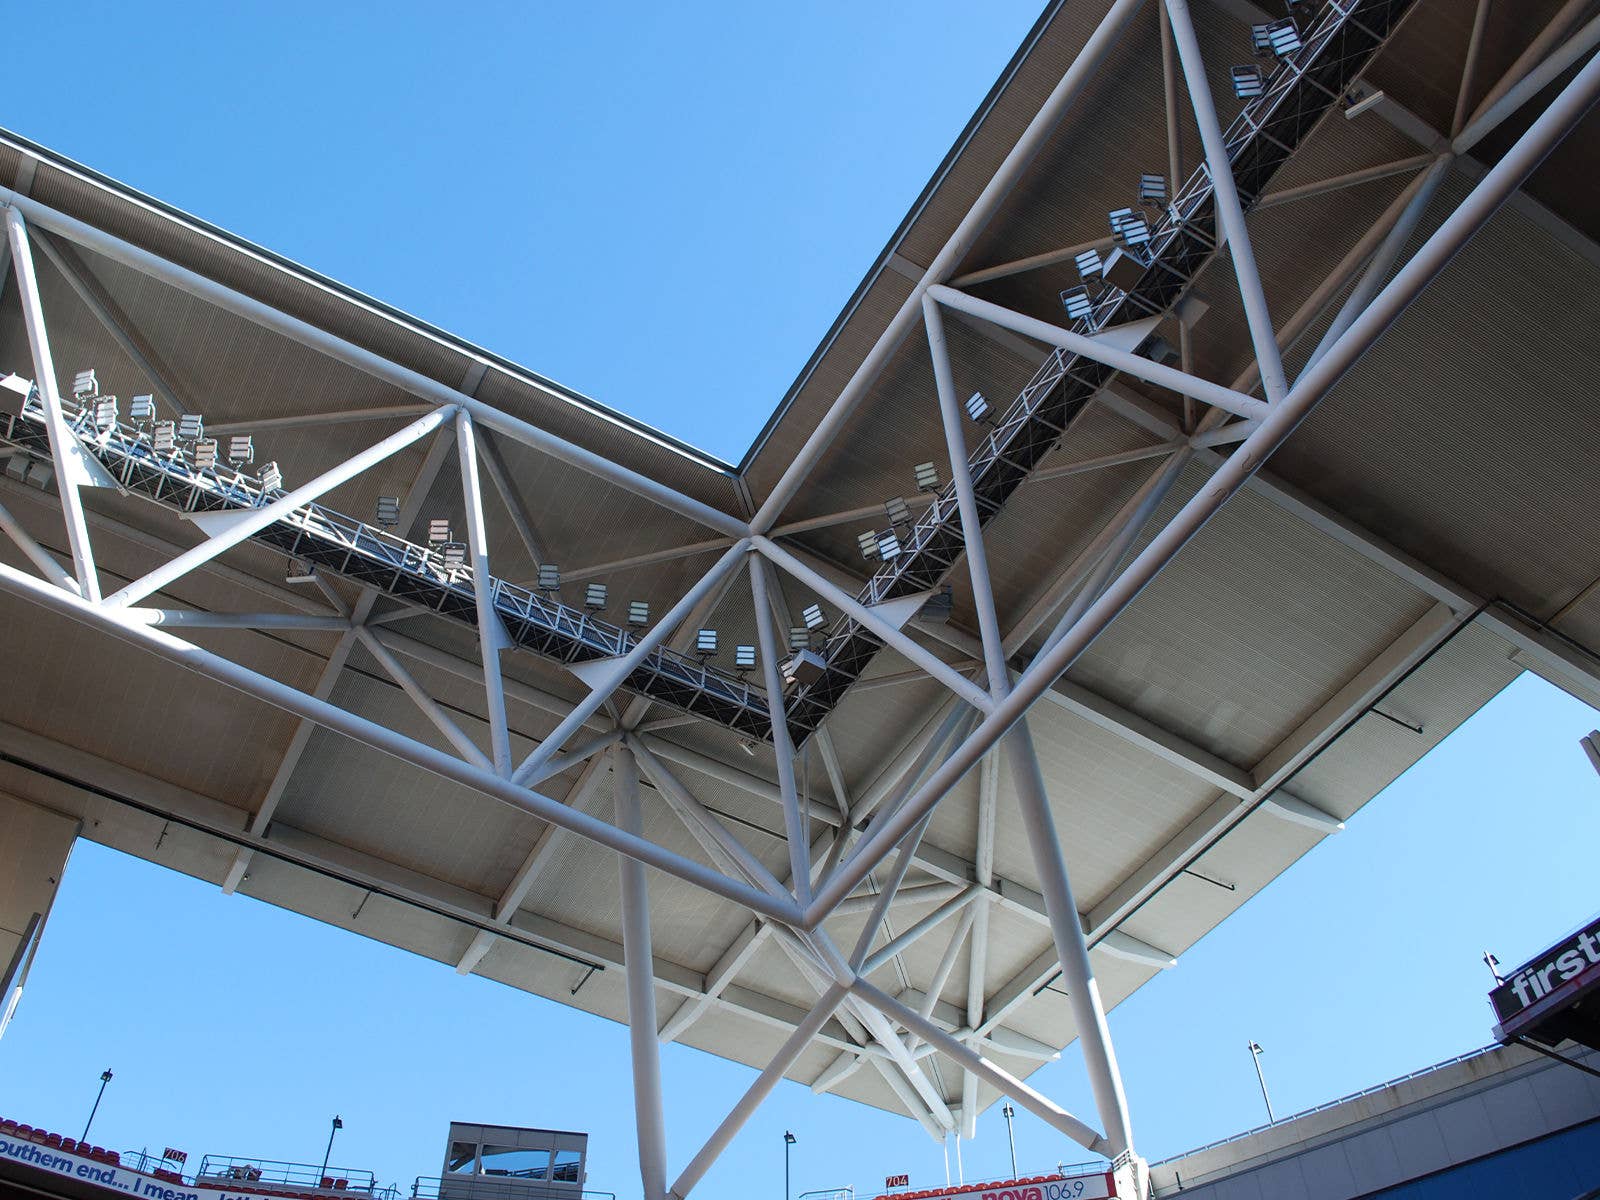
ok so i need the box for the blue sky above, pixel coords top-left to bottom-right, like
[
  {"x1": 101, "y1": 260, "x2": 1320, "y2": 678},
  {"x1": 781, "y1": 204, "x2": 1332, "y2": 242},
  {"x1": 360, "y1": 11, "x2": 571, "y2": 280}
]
[{"x1": 2, "y1": 4, "x2": 1599, "y2": 1200}]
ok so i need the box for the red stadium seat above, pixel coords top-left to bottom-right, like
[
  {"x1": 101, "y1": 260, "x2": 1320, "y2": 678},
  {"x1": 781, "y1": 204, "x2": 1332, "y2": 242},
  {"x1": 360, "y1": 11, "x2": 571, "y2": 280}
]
[
  {"x1": 335, "y1": 1180, "x2": 348, "y2": 1190},
  {"x1": 44, "y1": 1133, "x2": 61, "y2": 1147}
]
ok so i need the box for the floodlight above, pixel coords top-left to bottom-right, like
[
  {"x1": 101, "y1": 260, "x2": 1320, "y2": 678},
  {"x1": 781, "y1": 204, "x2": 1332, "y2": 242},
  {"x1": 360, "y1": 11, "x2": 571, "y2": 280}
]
[
  {"x1": 1231, "y1": 65, "x2": 1265, "y2": 99},
  {"x1": 1061, "y1": 287, "x2": 1095, "y2": 322},
  {"x1": 1138, "y1": 174, "x2": 1168, "y2": 206},
  {"x1": 584, "y1": 582, "x2": 607, "y2": 611},
  {"x1": 427, "y1": 518, "x2": 452, "y2": 546},
  {"x1": 153, "y1": 421, "x2": 176, "y2": 453},
  {"x1": 537, "y1": 563, "x2": 560, "y2": 592},
  {"x1": 964, "y1": 391, "x2": 992, "y2": 423},
  {"x1": 627, "y1": 600, "x2": 650, "y2": 627},
  {"x1": 914, "y1": 462, "x2": 940, "y2": 492},
  {"x1": 1250, "y1": 23, "x2": 1274, "y2": 55},
  {"x1": 789, "y1": 626, "x2": 811, "y2": 651},
  {"x1": 884, "y1": 495, "x2": 911, "y2": 526},
  {"x1": 375, "y1": 496, "x2": 401, "y2": 526},
  {"x1": 129, "y1": 395, "x2": 156, "y2": 425},
  {"x1": 441, "y1": 543, "x2": 467, "y2": 570},
  {"x1": 286, "y1": 561, "x2": 317, "y2": 585},
  {"x1": 782, "y1": 649, "x2": 827, "y2": 689},
  {"x1": 1075, "y1": 249, "x2": 1104, "y2": 281},
  {"x1": 91, "y1": 398, "x2": 117, "y2": 432},
  {"x1": 696, "y1": 628, "x2": 718, "y2": 657},
  {"x1": 919, "y1": 585, "x2": 954, "y2": 624},
  {"x1": 1263, "y1": 18, "x2": 1301, "y2": 57},
  {"x1": 192, "y1": 438, "x2": 218, "y2": 470},
  {"x1": 1109, "y1": 207, "x2": 1151, "y2": 248},
  {"x1": 734, "y1": 645, "x2": 756, "y2": 671},
  {"x1": 259, "y1": 462, "x2": 283, "y2": 492},
  {"x1": 802, "y1": 603, "x2": 825, "y2": 631},
  {"x1": 857, "y1": 530, "x2": 881, "y2": 561},
  {"x1": 72, "y1": 370, "x2": 98, "y2": 400},
  {"x1": 177, "y1": 413, "x2": 204, "y2": 442},
  {"x1": 877, "y1": 530, "x2": 902, "y2": 560},
  {"x1": 227, "y1": 435, "x2": 254, "y2": 464}
]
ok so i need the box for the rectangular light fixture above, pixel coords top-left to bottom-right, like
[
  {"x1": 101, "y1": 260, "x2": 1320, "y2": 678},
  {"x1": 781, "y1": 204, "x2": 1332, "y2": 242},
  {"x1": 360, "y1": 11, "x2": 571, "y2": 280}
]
[
  {"x1": 427, "y1": 518, "x2": 452, "y2": 545},
  {"x1": 441, "y1": 542, "x2": 467, "y2": 570},
  {"x1": 192, "y1": 438, "x2": 218, "y2": 470},
  {"x1": 227, "y1": 435, "x2": 254, "y2": 464},
  {"x1": 1231, "y1": 65, "x2": 1265, "y2": 99},
  {"x1": 857, "y1": 530, "x2": 881, "y2": 561},
  {"x1": 1061, "y1": 287, "x2": 1094, "y2": 321},
  {"x1": 964, "y1": 391, "x2": 991, "y2": 423},
  {"x1": 584, "y1": 583, "x2": 607, "y2": 610},
  {"x1": 129, "y1": 394, "x2": 156, "y2": 424},
  {"x1": 788, "y1": 626, "x2": 811, "y2": 651},
  {"x1": 72, "y1": 369, "x2": 98, "y2": 399},
  {"x1": 259, "y1": 462, "x2": 283, "y2": 492},
  {"x1": 1108, "y1": 208, "x2": 1151, "y2": 248},
  {"x1": 92, "y1": 398, "x2": 117, "y2": 432},
  {"x1": 734, "y1": 645, "x2": 756, "y2": 671},
  {"x1": 177, "y1": 413, "x2": 204, "y2": 442},
  {"x1": 627, "y1": 600, "x2": 650, "y2": 627},
  {"x1": 537, "y1": 564, "x2": 560, "y2": 591},
  {"x1": 1138, "y1": 174, "x2": 1167, "y2": 206},
  {"x1": 914, "y1": 462, "x2": 940, "y2": 492},
  {"x1": 375, "y1": 496, "x2": 401, "y2": 526},
  {"x1": 1075, "y1": 249, "x2": 1104, "y2": 281},
  {"x1": 884, "y1": 496, "x2": 911, "y2": 526},
  {"x1": 877, "y1": 531, "x2": 902, "y2": 560},
  {"x1": 696, "y1": 628, "x2": 718, "y2": 656},
  {"x1": 802, "y1": 603, "x2": 825, "y2": 630},
  {"x1": 153, "y1": 421, "x2": 176, "y2": 453}
]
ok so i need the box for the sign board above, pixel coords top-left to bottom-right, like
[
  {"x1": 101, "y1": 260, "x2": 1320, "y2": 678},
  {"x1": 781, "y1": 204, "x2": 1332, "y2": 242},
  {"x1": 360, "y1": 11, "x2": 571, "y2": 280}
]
[
  {"x1": 163, "y1": 1148, "x2": 187, "y2": 1165},
  {"x1": 1489, "y1": 914, "x2": 1600, "y2": 1043},
  {"x1": 1, "y1": 1134, "x2": 247, "y2": 1200},
  {"x1": 879, "y1": 1174, "x2": 1114, "y2": 1200},
  {"x1": 886, "y1": 1175, "x2": 910, "y2": 1190}
]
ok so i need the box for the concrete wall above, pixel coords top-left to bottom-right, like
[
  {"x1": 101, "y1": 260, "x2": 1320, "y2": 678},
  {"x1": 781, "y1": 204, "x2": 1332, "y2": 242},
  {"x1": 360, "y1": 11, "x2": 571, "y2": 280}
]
[
  {"x1": 0, "y1": 790, "x2": 78, "y2": 1038},
  {"x1": 1148, "y1": 1042, "x2": 1600, "y2": 1198}
]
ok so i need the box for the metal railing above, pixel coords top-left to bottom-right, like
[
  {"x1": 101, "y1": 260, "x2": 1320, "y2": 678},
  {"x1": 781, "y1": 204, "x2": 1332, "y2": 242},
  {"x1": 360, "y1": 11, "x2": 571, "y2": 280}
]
[
  {"x1": 864, "y1": 1162, "x2": 1113, "y2": 1199},
  {"x1": 196, "y1": 1151, "x2": 377, "y2": 1192},
  {"x1": 411, "y1": 1177, "x2": 613, "y2": 1200},
  {"x1": 0, "y1": 391, "x2": 771, "y2": 740}
]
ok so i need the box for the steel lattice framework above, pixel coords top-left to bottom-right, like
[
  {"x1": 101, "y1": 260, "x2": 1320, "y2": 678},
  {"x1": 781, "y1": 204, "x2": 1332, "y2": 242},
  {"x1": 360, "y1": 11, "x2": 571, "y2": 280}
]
[{"x1": 1, "y1": 2, "x2": 1598, "y2": 1200}]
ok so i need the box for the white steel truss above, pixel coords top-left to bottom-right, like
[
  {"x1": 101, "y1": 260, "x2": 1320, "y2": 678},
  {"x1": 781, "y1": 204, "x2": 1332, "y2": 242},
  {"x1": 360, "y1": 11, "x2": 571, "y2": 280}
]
[{"x1": 0, "y1": 4, "x2": 1597, "y2": 1200}]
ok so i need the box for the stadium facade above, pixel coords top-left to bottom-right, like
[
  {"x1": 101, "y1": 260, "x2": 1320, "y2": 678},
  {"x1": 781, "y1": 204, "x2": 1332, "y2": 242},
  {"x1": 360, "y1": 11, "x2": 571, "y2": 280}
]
[{"x1": 3, "y1": 1, "x2": 1600, "y2": 1197}]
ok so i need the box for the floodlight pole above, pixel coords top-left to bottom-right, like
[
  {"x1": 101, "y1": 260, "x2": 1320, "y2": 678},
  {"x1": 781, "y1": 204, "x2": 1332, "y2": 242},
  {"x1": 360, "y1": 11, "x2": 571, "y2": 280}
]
[
  {"x1": 3, "y1": 205, "x2": 102, "y2": 601},
  {"x1": 81, "y1": 1069, "x2": 112, "y2": 1143},
  {"x1": 1002, "y1": 1102, "x2": 1017, "y2": 1179},
  {"x1": 1247, "y1": 1043, "x2": 1275, "y2": 1123},
  {"x1": 319, "y1": 1115, "x2": 342, "y2": 1183}
]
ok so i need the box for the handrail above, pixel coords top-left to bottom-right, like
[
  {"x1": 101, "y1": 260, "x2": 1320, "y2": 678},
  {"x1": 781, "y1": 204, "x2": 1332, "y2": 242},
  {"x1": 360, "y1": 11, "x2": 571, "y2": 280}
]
[
  {"x1": 410, "y1": 1177, "x2": 613, "y2": 1200},
  {"x1": 196, "y1": 1150, "x2": 377, "y2": 1190}
]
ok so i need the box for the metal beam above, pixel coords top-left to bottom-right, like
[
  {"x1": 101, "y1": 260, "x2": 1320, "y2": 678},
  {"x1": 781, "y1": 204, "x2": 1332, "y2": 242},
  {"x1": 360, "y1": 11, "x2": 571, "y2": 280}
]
[{"x1": 455, "y1": 410, "x2": 514, "y2": 775}]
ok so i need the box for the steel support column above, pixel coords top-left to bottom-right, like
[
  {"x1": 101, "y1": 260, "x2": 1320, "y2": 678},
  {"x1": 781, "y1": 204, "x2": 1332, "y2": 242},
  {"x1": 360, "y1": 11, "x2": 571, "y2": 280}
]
[
  {"x1": 3, "y1": 206, "x2": 101, "y2": 601},
  {"x1": 455, "y1": 410, "x2": 513, "y2": 775},
  {"x1": 1005, "y1": 721, "x2": 1134, "y2": 1157},
  {"x1": 616, "y1": 746, "x2": 669, "y2": 1200}
]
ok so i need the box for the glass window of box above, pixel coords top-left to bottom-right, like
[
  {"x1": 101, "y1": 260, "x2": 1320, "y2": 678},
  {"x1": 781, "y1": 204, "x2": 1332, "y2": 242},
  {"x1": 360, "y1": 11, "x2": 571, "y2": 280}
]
[
  {"x1": 447, "y1": 1143, "x2": 477, "y2": 1174},
  {"x1": 551, "y1": 1150, "x2": 582, "y2": 1183},
  {"x1": 481, "y1": 1146, "x2": 552, "y2": 1179}
]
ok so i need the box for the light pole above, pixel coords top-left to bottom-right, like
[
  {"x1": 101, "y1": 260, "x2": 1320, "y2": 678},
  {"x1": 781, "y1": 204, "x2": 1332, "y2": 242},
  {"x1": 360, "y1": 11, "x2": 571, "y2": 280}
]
[
  {"x1": 81, "y1": 1069, "x2": 112, "y2": 1142},
  {"x1": 319, "y1": 1116, "x2": 343, "y2": 1181},
  {"x1": 783, "y1": 1130, "x2": 796, "y2": 1200},
  {"x1": 1001, "y1": 1102, "x2": 1017, "y2": 1179},
  {"x1": 1247, "y1": 1042, "x2": 1275, "y2": 1123}
]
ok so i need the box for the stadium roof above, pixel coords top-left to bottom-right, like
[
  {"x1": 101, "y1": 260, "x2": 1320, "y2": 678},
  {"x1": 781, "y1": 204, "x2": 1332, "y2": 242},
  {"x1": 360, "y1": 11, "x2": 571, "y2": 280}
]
[{"x1": 1, "y1": 0, "x2": 1599, "y2": 1186}]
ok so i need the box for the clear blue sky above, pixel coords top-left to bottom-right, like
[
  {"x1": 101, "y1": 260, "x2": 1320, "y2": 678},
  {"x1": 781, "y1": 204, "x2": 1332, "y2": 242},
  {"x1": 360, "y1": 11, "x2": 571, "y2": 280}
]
[{"x1": 2, "y1": 5, "x2": 1599, "y2": 1200}]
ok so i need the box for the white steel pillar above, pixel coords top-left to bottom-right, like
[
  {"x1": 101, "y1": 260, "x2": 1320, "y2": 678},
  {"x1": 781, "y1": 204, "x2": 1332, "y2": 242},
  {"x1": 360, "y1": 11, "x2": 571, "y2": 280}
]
[
  {"x1": 616, "y1": 745, "x2": 669, "y2": 1200},
  {"x1": 3, "y1": 206, "x2": 102, "y2": 601},
  {"x1": 455, "y1": 409, "x2": 514, "y2": 775},
  {"x1": 1005, "y1": 720, "x2": 1134, "y2": 1159},
  {"x1": 1162, "y1": 0, "x2": 1288, "y2": 404}
]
